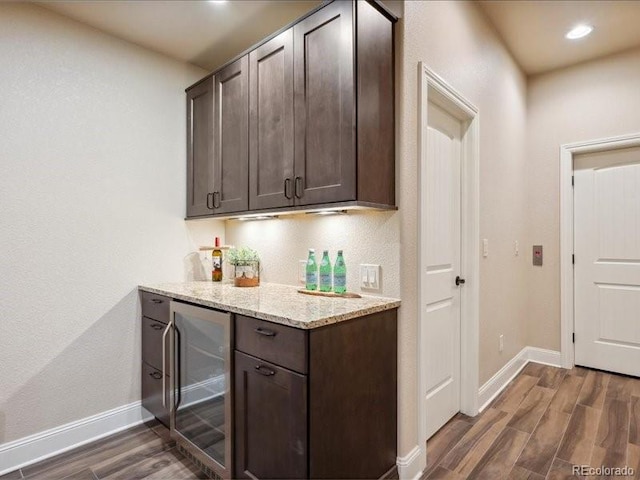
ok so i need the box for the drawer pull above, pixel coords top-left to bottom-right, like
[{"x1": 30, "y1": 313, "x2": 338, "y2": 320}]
[
  {"x1": 150, "y1": 299, "x2": 163, "y2": 304},
  {"x1": 150, "y1": 323, "x2": 164, "y2": 330},
  {"x1": 255, "y1": 365, "x2": 276, "y2": 376},
  {"x1": 149, "y1": 371, "x2": 162, "y2": 380},
  {"x1": 255, "y1": 327, "x2": 277, "y2": 337}
]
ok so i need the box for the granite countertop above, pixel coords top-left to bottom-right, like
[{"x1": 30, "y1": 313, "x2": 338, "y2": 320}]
[{"x1": 138, "y1": 282, "x2": 400, "y2": 329}]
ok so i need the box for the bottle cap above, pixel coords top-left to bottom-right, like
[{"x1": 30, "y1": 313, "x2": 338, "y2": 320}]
[
  {"x1": 215, "y1": 237, "x2": 220, "y2": 247},
  {"x1": 338, "y1": 250, "x2": 343, "y2": 254},
  {"x1": 323, "y1": 250, "x2": 328, "y2": 255},
  {"x1": 309, "y1": 248, "x2": 315, "y2": 253}
]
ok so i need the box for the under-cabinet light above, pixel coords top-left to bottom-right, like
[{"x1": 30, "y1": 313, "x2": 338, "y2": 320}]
[
  {"x1": 565, "y1": 24, "x2": 593, "y2": 40},
  {"x1": 234, "y1": 215, "x2": 279, "y2": 222},
  {"x1": 307, "y1": 210, "x2": 347, "y2": 216}
]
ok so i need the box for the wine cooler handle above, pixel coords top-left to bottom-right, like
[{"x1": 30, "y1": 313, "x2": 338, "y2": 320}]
[
  {"x1": 161, "y1": 320, "x2": 172, "y2": 408},
  {"x1": 175, "y1": 326, "x2": 182, "y2": 410}
]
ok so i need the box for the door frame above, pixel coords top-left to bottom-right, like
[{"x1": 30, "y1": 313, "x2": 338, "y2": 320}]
[
  {"x1": 418, "y1": 63, "x2": 480, "y2": 451},
  {"x1": 559, "y1": 132, "x2": 640, "y2": 369}
]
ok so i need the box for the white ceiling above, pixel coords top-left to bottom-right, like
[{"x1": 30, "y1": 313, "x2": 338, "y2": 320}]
[
  {"x1": 36, "y1": 0, "x2": 321, "y2": 72},
  {"x1": 36, "y1": 1, "x2": 640, "y2": 76},
  {"x1": 478, "y1": 0, "x2": 640, "y2": 75}
]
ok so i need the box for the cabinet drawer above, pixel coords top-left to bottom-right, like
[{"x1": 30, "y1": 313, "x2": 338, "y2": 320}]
[
  {"x1": 141, "y1": 362, "x2": 169, "y2": 427},
  {"x1": 141, "y1": 291, "x2": 170, "y2": 323},
  {"x1": 142, "y1": 316, "x2": 170, "y2": 373},
  {"x1": 235, "y1": 315, "x2": 308, "y2": 374}
]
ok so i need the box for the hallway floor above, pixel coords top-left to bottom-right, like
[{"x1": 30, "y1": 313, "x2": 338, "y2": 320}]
[
  {"x1": 0, "y1": 421, "x2": 204, "y2": 480},
  {"x1": 423, "y1": 364, "x2": 640, "y2": 479}
]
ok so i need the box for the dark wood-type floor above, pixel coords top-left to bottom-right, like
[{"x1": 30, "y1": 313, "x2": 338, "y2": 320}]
[
  {"x1": 3, "y1": 364, "x2": 639, "y2": 480},
  {"x1": 423, "y1": 364, "x2": 640, "y2": 480},
  {"x1": 0, "y1": 421, "x2": 206, "y2": 480}
]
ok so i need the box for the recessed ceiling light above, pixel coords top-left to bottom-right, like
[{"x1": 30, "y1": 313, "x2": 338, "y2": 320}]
[
  {"x1": 208, "y1": 0, "x2": 227, "y2": 4},
  {"x1": 565, "y1": 24, "x2": 593, "y2": 40}
]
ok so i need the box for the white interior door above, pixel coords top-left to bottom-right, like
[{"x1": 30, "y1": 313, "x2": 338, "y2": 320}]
[
  {"x1": 574, "y1": 146, "x2": 640, "y2": 377},
  {"x1": 423, "y1": 101, "x2": 462, "y2": 439}
]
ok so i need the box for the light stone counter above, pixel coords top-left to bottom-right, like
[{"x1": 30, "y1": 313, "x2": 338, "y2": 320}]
[{"x1": 138, "y1": 282, "x2": 400, "y2": 329}]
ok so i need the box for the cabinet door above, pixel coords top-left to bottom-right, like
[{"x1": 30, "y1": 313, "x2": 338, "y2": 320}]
[
  {"x1": 186, "y1": 78, "x2": 215, "y2": 217},
  {"x1": 213, "y1": 56, "x2": 249, "y2": 214},
  {"x1": 234, "y1": 351, "x2": 307, "y2": 479},
  {"x1": 249, "y1": 30, "x2": 295, "y2": 211},
  {"x1": 293, "y1": 1, "x2": 355, "y2": 206},
  {"x1": 141, "y1": 362, "x2": 170, "y2": 427}
]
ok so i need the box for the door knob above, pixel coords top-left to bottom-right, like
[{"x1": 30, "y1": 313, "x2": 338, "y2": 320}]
[{"x1": 455, "y1": 276, "x2": 466, "y2": 286}]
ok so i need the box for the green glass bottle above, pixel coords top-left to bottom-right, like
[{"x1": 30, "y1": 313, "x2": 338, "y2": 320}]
[
  {"x1": 333, "y1": 250, "x2": 346, "y2": 294},
  {"x1": 305, "y1": 248, "x2": 318, "y2": 291},
  {"x1": 319, "y1": 250, "x2": 332, "y2": 292}
]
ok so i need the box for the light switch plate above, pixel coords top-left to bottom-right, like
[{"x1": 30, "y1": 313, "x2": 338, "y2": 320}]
[
  {"x1": 360, "y1": 264, "x2": 381, "y2": 290},
  {"x1": 483, "y1": 239, "x2": 489, "y2": 258},
  {"x1": 298, "y1": 260, "x2": 307, "y2": 284}
]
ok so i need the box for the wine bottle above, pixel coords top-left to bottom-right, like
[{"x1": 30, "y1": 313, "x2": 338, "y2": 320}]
[
  {"x1": 212, "y1": 237, "x2": 223, "y2": 282},
  {"x1": 319, "y1": 250, "x2": 332, "y2": 292}
]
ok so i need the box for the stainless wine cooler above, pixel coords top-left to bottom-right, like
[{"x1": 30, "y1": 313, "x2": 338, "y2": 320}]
[{"x1": 169, "y1": 301, "x2": 233, "y2": 478}]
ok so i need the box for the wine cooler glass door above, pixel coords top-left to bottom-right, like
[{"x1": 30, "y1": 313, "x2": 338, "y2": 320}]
[{"x1": 170, "y1": 301, "x2": 232, "y2": 478}]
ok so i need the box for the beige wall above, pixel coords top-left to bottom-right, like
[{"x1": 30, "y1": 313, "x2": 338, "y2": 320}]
[
  {"x1": 526, "y1": 47, "x2": 640, "y2": 351},
  {"x1": 0, "y1": 3, "x2": 224, "y2": 444},
  {"x1": 227, "y1": 0, "x2": 530, "y2": 461}
]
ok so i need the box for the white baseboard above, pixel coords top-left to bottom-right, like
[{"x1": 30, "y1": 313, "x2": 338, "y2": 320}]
[
  {"x1": 397, "y1": 444, "x2": 425, "y2": 480},
  {"x1": 527, "y1": 347, "x2": 562, "y2": 367},
  {"x1": 0, "y1": 401, "x2": 152, "y2": 476},
  {"x1": 478, "y1": 347, "x2": 563, "y2": 412}
]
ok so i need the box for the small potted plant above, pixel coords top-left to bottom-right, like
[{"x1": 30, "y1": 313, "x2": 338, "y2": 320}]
[{"x1": 227, "y1": 246, "x2": 261, "y2": 287}]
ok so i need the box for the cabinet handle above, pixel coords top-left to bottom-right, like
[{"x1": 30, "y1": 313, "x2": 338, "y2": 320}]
[
  {"x1": 206, "y1": 192, "x2": 214, "y2": 210},
  {"x1": 284, "y1": 178, "x2": 292, "y2": 199},
  {"x1": 255, "y1": 365, "x2": 276, "y2": 376},
  {"x1": 149, "y1": 371, "x2": 162, "y2": 380},
  {"x1": 255, "y1": 327, "x2": 277, "y2": 337},
  {"x1": 213, "y1": 191, "x2": 221, "y2": 209},
  {"x1": 294, "y1": 177, "x2": 303, "y2": 199},
  {"x1": 151, "y1": 299, "x2": 163, "y2": 304},
  {"x1": 150, "y1": 323, "x2": 164, "y2": 331},
  {"x1": 161, "y1": 321, "x2": 172, "y2": 408}
]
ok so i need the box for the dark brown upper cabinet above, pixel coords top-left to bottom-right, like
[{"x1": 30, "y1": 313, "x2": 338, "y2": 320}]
[
  {"x1": 186, "y1": 77, "x2": 214, "y2": 218},
  {"x1": 214, "y1": 56, "x2": 249, "y2": 214},
  {"x1": 185, "y1": 0, "x2": 396, "y2": 219},
  {"x1": 293, "y1": 1, "x2": 355, "y2": 206},
  {"x1": 249, "y1": 30, "x2": 295, "y2": 211}
]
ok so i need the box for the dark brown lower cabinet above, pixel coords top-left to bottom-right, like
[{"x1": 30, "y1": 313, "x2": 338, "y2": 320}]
[
  {"x1": 234, "y1": 309, "x2": 398, "y2": 479},
  {"x1": 141, "y1": 362, "x2": 169, "y2": 427},
  {"x1": 234, "y1": 352, "x2": 308, "y2": 479}
]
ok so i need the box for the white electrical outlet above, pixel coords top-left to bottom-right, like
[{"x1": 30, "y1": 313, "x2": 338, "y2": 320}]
[
  {"x1": 360, "y1": 264, "x2": 381, "y2": 290},
  {"x1": 298, "y1": 260, "x2": 307, "y2": 284},
  {"x1": 499, "y1": 334, "x2": 504, "y2": 352},
  {"x1": 483, "y1": 239, "x2": 489, "y2": 258},
  {"x1": 515, "y1": 240, "x2": 519, "y2": 256}
]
